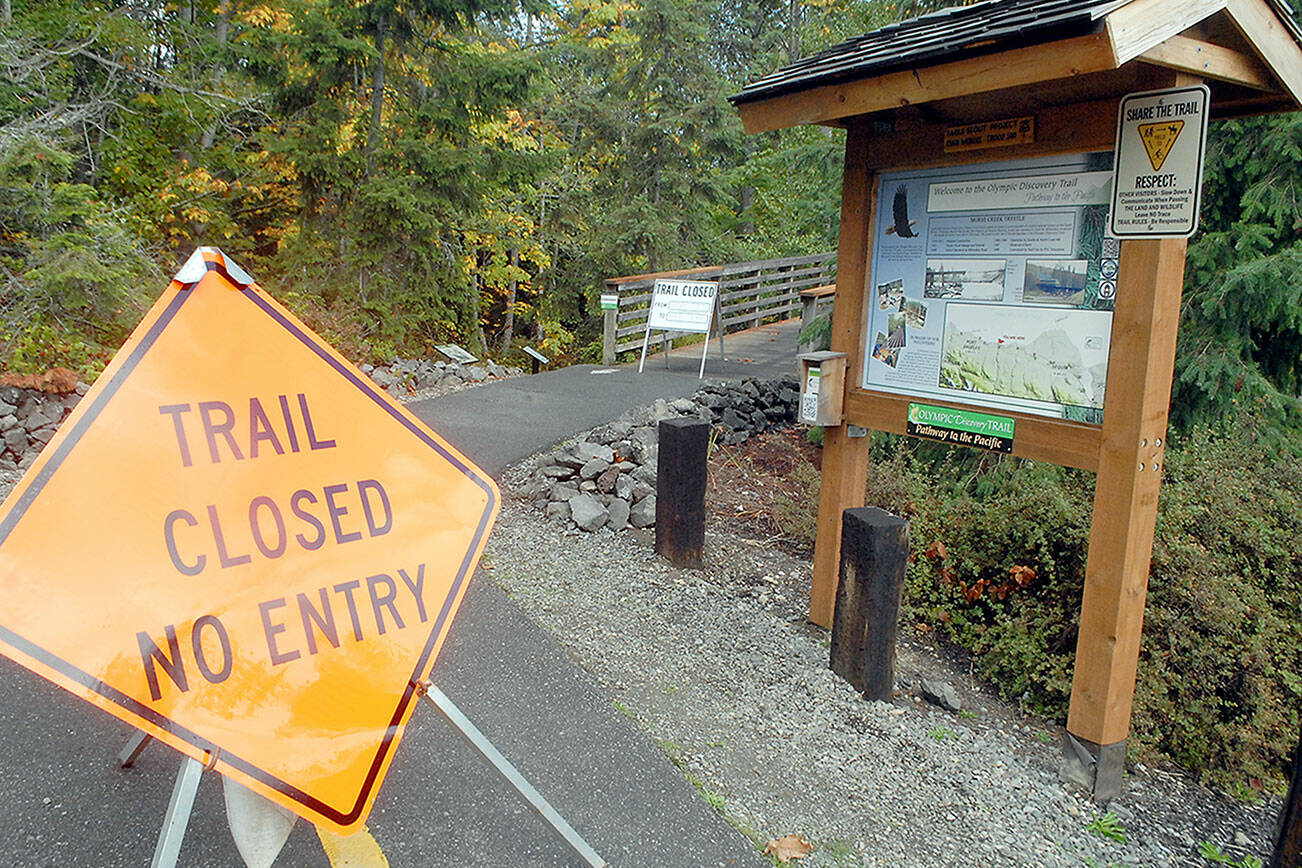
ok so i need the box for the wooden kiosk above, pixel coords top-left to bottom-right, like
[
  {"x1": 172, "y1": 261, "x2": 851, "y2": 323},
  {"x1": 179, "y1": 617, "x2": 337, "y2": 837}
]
[{"x1": 731, "y1": 0, "x2": 1302, "y2": 799}]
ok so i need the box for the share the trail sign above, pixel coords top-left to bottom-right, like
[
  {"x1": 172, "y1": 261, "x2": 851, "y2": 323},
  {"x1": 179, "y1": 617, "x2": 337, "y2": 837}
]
[{"x1": 0, "y1": 248, "x2": 498, "y2": 833}]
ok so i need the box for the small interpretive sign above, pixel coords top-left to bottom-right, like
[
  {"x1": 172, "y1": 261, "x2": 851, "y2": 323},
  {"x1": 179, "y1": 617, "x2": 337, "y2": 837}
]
[{"x1": 434, "y1": 343, "x2": 478, "y2": 364}]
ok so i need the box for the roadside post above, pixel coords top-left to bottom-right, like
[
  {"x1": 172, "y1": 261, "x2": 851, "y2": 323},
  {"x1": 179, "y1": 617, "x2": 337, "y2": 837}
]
[
  {"x1": 0, "y1": 247, "x2": 604, "y2": 866},
  {"x1": 730, "y1": 0, "x2": 1302, "y2": 800},
  {"x1": 829, "y1": 508, "x2": 909, "y2": 701},
  {"x1": 655, "y1": 417, "x2": 709, "y2": 568},
  {"x1": 1274, "y1": 729, "x2": 1302, "y2": 868},
  {"x1": 601, "y1": 293, "x2": 619, "y2": 365}
]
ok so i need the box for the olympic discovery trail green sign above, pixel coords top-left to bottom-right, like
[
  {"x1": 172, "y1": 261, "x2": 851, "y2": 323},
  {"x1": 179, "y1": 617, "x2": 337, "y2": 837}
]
[{"x1": 907, "y1": 403, "x2": 1015, "y2": 453}]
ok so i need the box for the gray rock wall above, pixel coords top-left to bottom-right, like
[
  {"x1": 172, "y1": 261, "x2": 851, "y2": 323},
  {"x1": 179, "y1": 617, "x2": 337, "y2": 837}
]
[
  {"x1": 517, "y1": 374, "x2": 801, "y2": 533},
  {"x1": 0, "y1": 384, "x2": 87, "y2": 475},
  {"x1": 361, "y1": 357, "x2": 522, "y2": 398},
  {"x1": 0, "y1": 356, "x2": 519, "y2": 477}
]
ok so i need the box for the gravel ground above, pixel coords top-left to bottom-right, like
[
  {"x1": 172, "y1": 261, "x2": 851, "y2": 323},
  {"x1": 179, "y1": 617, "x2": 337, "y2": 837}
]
[{"x1": 486, "y1": 455, "x2": 1283, "y2": 868}]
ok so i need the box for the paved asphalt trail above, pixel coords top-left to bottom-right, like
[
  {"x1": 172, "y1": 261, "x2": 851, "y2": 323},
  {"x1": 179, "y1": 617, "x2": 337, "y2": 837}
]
[{"x1": 0, "y1": 324, "x2": 799, "y2": 867}]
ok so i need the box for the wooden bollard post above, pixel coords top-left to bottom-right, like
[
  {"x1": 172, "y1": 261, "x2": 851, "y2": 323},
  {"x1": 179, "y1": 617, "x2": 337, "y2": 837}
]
[
  {"x1": 829, "y1": 507, "x2": 909, "y2": 701},
  {"x1": 1273, "y1": 729, "x2": 1302, "y2": 868},
  {"x1": 602, "y1": 307, "x2": 617, "y2": 365},
  {"x1": 655, "y1": 418, "x2": 708, "y2": 568}
]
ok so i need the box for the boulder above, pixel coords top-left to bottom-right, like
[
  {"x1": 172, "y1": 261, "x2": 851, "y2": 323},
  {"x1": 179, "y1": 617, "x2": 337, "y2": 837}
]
[
  {"x1": 669, "y1": 397, "x2": 696, "y2": 414},
  {"x1": 549, "y1": 482, "x2": 580, "y2": 502},
  {"x1": 920, "y1": 679, "x2": 962, "y2": 713},
  {"x1": 573, "y1": 441, "x2": 615, "y2": 464},
  {"x1": 607, "y1": 498, "x2": 631, "y2": 531},
  {"x1": 579, "y1": 458, "x2": 609, "y2": 480},
  {"x1": 629, "y1": 495, "x2": 656, "y2": 528},
  {"x1": 632, "y1": 461, "x2": 658, "y2": 485},
  {"x1": 596, "y1": 466, "x2": 620, "y2": 493},
  {"x1": 569, "y1": 494, "x2": 609, "y2": 531},
  {"x1": 554, "y1": 450, "x2": 587, "y2": 470}
]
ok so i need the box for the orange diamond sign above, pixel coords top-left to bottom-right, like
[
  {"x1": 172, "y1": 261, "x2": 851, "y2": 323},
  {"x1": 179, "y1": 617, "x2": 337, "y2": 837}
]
[{"x1": 0, "y1": 248, "x2": 498, "y2": 833}]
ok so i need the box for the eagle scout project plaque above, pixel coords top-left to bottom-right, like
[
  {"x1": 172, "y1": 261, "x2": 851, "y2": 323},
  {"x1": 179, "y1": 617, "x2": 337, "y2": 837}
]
[{"x1": 0, "y1": 248, "x2": 499, "y2": 833}]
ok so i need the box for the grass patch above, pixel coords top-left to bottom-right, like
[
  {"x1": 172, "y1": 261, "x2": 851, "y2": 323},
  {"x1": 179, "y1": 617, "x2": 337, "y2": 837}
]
[{"x1": 1085, "y1": 811, "x2": 1127, "y2": 844}]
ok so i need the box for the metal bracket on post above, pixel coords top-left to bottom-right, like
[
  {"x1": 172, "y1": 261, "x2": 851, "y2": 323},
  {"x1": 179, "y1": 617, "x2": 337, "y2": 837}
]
[
  {"x1": 151, "y1": 755, "x2": 204, "y2": 868},
  {"x1": 415, "y1": 681, "x2": 606, "y2": 868}
]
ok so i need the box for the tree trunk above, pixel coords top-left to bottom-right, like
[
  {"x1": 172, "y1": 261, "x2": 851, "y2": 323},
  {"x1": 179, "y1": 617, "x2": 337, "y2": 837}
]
[
  {"x1": 739, "y1": 137, "x2": 756, "y2": 237},
  {"x1": 499, "y1": 248, "x2": 519, "y2": 352},
  {"x1": 365, "y1": 15, "x2": 389, "y2": 179},
  {"x1": 2, "y1": 0, "x2": 11, "y2": 26},
  {"x1": 200, "y1": 1, "x2": 231, "y2": 151},
  {"x1": 787, "y1": 0, "x2": 802, "y2": 63}
]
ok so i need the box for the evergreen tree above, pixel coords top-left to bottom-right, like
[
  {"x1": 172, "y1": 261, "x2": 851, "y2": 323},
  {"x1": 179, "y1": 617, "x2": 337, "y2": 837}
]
[{"x1": 1175, "y1": 114, "x2": 1302, "y2": 430}]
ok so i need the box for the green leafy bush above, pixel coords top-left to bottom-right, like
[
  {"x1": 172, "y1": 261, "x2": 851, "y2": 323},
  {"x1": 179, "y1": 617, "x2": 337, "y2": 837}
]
[
  {"x1": 1133, "y1": 416, "x2": 1302, "y2": 789},
  {"x1": 830, "y1": 419, "x2": 1302, "y2": 791}
]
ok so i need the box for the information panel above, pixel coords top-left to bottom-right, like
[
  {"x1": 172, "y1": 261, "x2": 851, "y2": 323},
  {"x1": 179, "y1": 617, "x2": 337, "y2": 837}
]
[{"x1": 863, "y1": 152, "x2": 1117, "y2": 423}]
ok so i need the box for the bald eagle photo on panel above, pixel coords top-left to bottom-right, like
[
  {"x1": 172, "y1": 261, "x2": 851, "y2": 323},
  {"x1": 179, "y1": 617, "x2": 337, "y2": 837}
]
[{"x1": 886, "y1": 184, "x2": 917, "y2": 238}]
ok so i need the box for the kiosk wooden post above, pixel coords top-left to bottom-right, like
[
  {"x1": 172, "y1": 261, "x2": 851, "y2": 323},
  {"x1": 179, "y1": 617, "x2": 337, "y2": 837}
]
[
  {"x1": 810, "y1": 121, "x2": 875, "y2": 627},
  {"x1": 731, "y1": 0, "x2": 1302, "y2": 800},
  {"x1": 1064, "y1": 230, "x2": 1189, "y2": 795}
]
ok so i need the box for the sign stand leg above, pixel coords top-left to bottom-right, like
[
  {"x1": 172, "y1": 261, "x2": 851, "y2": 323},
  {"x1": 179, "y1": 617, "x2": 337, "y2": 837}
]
[
  {"x1": 151, "y1": 755, "x2": 203, "y2": 868},
  {"x1": 698, "y1": 321, "x2": 710, "y2": 379},
  {"x1": 417, "y1": 682, "x2": 606, "y2": 868},
  {"x1": 637, "y1": 325, "x2": 652, "y2": 373},
  {"x1": 119, "y1": 730, "x2": 153, "y2": 768}
]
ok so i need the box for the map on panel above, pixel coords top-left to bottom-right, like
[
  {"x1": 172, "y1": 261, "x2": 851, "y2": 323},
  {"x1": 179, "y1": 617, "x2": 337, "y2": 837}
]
[{"x1": 864, "y1": 152, "x2": 1117, "y2": 423}]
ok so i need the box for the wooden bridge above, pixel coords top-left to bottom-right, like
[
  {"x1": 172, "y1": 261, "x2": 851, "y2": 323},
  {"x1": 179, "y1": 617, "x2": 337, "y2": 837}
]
[{"x1": 600, "y1": 252, "x2": 837, "y2": 364}]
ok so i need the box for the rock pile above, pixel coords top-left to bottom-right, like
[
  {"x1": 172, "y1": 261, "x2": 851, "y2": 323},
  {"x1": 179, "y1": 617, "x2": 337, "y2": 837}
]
[
  {"x1": 693, "y1": 374, "x2": 801, "y2": 445},
  {"x1": 515, "y1": 374, "x2": 801, "y2": 533},
  {"x1": 0, "y1": 384, "x2": 87, "y2": 475},
  {"x1": 360, "y1": 357, "x2": 522, "y2": 399}
]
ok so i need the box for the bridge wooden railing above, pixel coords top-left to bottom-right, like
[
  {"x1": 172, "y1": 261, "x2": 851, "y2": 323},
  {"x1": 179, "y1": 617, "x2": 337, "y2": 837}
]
[{"x1": 600, "y1": 252, "x2": 836, "y2": 364}]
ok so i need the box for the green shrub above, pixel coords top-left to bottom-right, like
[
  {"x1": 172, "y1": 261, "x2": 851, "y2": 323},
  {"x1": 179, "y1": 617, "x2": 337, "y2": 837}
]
[
  {"x1": 1134, "y1": 416, "x2": 1302, "y2": 789},
  {"x1": 845, "y1": 418, "x2": 1302, "y2": 790}
]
